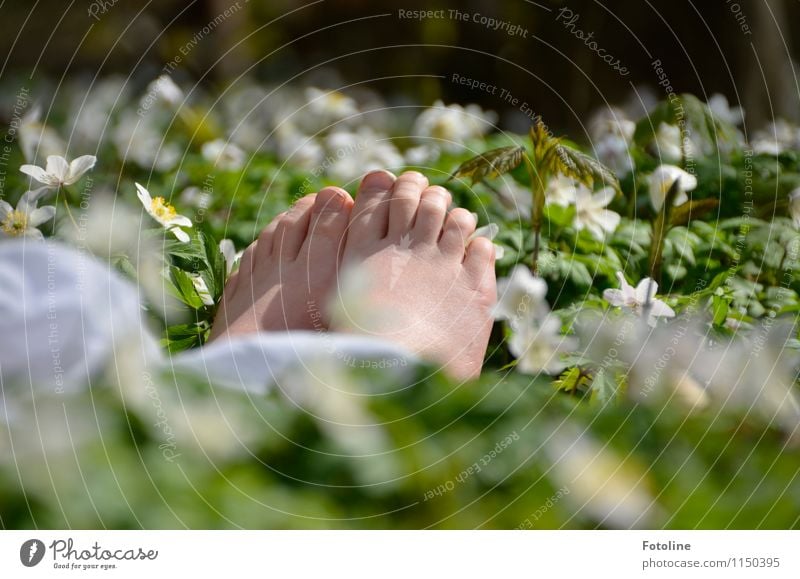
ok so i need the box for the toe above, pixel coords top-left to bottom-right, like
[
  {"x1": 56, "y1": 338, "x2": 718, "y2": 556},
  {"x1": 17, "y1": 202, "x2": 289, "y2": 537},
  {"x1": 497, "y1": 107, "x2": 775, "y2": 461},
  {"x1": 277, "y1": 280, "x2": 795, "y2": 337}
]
[
  {"x1": 348, "y1": 170, "x2": 396, "y2": 247},
  {"x1": 387, "y1": 171, "x2": 428, "y2": 239},
  {"x1": 276, "y1": 194, "x2": 316, "y2": 261},
  {"x1": 463, "y1": 236, "x2": 497, "y2": 294},
  {"x1": 254, "y1": 213, "x2": 283, "y2": 263},
  {"x1": 411, "y1": 186, "x2": 450, "y2": 245},
  {"x1": 439, "y1": 208, "x2": 477, "y2": 257},
  {"x1": 301, "y1": 186, "x2": 354, "y2": 258}
]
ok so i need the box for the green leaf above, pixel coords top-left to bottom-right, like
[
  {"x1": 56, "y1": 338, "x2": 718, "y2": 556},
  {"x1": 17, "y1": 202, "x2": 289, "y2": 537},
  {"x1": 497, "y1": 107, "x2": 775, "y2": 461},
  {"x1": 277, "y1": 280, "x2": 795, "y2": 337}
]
[
  {"x1": 169, "y1": 266, "x2": 205, "y2": 309},
  {"x1": 448, "y1": 146, "x2": 526, "y2": 185}
]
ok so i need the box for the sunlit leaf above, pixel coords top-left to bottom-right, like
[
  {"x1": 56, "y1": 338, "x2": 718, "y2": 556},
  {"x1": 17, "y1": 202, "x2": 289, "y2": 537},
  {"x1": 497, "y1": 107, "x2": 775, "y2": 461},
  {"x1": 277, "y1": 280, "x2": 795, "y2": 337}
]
[{"x1": 448, "y1": 146, "x2": 525, "y2": 185}]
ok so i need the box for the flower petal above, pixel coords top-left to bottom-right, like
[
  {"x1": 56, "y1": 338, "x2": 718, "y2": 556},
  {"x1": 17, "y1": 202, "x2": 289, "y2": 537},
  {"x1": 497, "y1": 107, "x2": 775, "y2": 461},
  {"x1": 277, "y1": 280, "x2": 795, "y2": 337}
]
[
  {"x1": 28, "y1": 205, "x2": 56, "y2": 227},
  {"x1": 635, "y1": 278, "x2": 658, "y2": 303},
  {"x1": 170, "y1": 227, "x2": 190, "y2": 243},
  {"x1": 20, "y1": 164, "x2": 55, "y2": 186},
  {"x1": 603, "y1": 288, "x2": 626, "y2": 307},
  {"x1": 45, "y1": 155, "x2": 69, "y2": 181},
  {"x1": 596, "y1": 209, "x2": 621, "y2": 234},
  {"x1": 592, "y1": 186, "x2": 616, "y2": 208},
  {"x1": 648, "y1": 299, "x2": 676, "y2": 319},
  {"x1": 17, "y1": 187, "x2": 50, "y2": 213},
  {"x1": 168, "y1": 215, "x2": 193, "y2": 228},
  {"x1": 66, "y1": 155, "x2": 97, "y2": 184},
  {"x1": 0, "y1": 200, "x2": 12, "y2": 219},
  {"x1": 135, "y1": 182, "x2": 152, "y2": 208}
]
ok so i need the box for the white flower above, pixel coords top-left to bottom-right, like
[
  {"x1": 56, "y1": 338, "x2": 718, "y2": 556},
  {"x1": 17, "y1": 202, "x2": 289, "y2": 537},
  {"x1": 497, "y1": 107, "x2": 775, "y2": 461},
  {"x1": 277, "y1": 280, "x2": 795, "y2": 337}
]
[
  {"x1": 574, "y1": 186, "x2": 620, "y2": 240},
  {"x1": 304, "y1": 87, "x2": 359, "y2": 121},
  {"x1": 20, "y1": 154, "x2": 96, "y2": 188},
  {"x1": 603, "y1": 271, "x2": 675, "y2": 326},
  {"x1": 751, "y1": 120, "x2": 800, "y2": 155},
  {"x1": 509, "y1": 316, "x2": 578, "y2": 375},
  {"x1": 707, "y1": 93, "x2": 744, "y2": 126},
  {"x1": 219, "y1": 239, "x2": 241, "y2": 275},
  {"x1": 595, "y1": 133, "x2": 634, "y2": 176},
  {"x1": 274, "y1": 123, "x2": 325, "y2": 169},
  {"x1": 146, "y1": 75, "x2": 183, "y2": 107},
  {"x1": 0, "y1": 188, "x2": 55, "y2": 240},
  {"x1": 190, "y1": 274, "x2": 215, "y2": 306},
  {"x1": 404, "y1": 144, "x2": 441, "y2": 166},
  {"x1": 412, "y1": 100, "x2": 497, "y2": 153},
  {"x1": 469, "y1": 222, "x2": 504, "y2": 260},
  {"x1": 135, "y1": 183, "x2": 192, "y2": 242},
  {"x1": 494, "y1": 265, "x2": 549, "y2": 323},
  {"x1": 647, "y1": 164, "x2": 697, "y2": 210},
  {"x1": 325, "y1": 127, "x2": 403, "y2": 181},
  {"x1": 201, "y1": 139, "x2": 246, "y2": 171},
  {"x1": 789, "y1": 188, "x2": 800, "y2": 228},
  {"x1": 652, "y1": 122, "x2": 683, "y2": 162},
  {"x1": 545, "y1": 175, "x2": 578, "y2": 207}
]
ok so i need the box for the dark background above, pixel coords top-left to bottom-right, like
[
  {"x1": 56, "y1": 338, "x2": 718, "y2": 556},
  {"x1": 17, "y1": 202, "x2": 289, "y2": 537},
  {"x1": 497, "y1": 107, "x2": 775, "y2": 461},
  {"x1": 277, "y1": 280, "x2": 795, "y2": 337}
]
[{"x1": 1, "y1": 0, "x2": 798, "y2": 133}]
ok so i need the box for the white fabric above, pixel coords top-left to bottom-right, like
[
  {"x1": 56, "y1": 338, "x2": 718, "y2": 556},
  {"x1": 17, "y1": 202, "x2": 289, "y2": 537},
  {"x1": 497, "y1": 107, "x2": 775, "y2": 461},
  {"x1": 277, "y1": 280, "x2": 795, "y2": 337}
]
[{"x1": 0, "y1": 240, "x2": 415, "y2": 397}]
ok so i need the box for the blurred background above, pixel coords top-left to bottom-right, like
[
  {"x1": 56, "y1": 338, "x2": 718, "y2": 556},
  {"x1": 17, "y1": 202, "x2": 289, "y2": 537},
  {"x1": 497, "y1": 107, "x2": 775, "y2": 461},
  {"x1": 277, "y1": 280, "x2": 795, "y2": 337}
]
[{"x1": 1, "y1": 0, "x2": 798, "y2": 133}]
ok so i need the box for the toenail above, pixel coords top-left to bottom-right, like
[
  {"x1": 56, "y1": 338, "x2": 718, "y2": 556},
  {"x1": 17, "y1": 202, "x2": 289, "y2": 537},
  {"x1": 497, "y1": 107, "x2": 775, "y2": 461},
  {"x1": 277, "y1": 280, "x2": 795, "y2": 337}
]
[
  {"x1": 362, "y1": 170, "x2": 396, "y2": 189},
  {"x1": 402, "y1": 170, "x2": 427, "y2": 183}
]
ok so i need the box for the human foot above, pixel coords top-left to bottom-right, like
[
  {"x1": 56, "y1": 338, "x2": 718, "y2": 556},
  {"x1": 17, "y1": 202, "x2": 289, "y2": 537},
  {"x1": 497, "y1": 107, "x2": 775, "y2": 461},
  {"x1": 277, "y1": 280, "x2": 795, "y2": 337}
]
[
  {"x1": 210, "y1": 187, "x2": 354, "y2": 339},
  {"x1": 330, "y1": 170, "x2": 497, "y2": 379}
]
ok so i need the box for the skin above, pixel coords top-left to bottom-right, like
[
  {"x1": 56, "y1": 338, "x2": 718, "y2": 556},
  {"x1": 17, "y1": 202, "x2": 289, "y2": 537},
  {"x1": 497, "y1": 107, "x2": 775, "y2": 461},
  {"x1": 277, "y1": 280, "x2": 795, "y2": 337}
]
[{"x1": 210, "y1": 170, "x2": 497, "y2": 379}]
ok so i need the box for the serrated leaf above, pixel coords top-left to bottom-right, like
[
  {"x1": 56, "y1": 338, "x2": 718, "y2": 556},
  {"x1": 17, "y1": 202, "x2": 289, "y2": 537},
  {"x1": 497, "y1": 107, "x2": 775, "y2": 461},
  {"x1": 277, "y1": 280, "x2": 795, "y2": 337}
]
[
  {"x1": 449, "y1": 146, "x2": 526, "y2": 185},
  {"x1": 557, "y1": 145, "x2": 620, "y2": 191}
]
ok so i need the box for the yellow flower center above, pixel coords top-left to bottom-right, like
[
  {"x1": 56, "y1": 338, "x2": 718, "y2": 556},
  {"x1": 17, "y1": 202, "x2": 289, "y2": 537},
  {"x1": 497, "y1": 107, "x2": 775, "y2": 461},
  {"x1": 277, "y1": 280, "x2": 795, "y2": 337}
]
[
  {"x1": 151, "y1": 197, "x2": 177, "y2": 221},
  {"x1": 1, "y1": 210, "x2": 28, "y2": 236}
]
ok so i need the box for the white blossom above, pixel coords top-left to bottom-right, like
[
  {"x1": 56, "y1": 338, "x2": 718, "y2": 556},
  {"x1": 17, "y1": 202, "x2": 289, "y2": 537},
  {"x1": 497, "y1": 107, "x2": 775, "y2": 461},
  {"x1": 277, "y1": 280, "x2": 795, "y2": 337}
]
[
  {"x1": 574, "y1": 186, "x2": 620, "y2": 240},
  {"x1": 789, "y1": 187, "x2": 800, "y2": 228},
  {"x1": 603, "y1": 271, "x2": 675, "y2": 326},
  {"x1": 648, "y1": 164, "x2": 697, "y2": 210},
  {"x1": 20, "y1": 154, "x2": 96, "y2": 188},
  {"x1": 545, "y1": 175, "x2": 578, "y2": 207},
  {"x1": 494, "y1": 265, "x2": 548, "y2": 323},
  {"x1": 412, "y1": 100, "x2": 497, "y2": 153},
  {"x1": 135, "y1": 183, "x2": 192, "y2": 242},
  {"x1": 509, "y1": 316, "x2": 578, "y2": 375},
  {"x1": 201, "y1": 139, "x2": 247, "y2": 171},
  {"x1": 0, "y1": 188, "x2": 54, "y2": 240},
  {"x1": 652, "y1": 122, "x2": 683, "y2": 163}
]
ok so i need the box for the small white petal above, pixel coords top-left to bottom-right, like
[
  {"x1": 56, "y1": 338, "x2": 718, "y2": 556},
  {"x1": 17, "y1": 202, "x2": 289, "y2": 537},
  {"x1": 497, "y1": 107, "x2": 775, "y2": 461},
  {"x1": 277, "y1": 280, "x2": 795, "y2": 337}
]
[
  {"x1": 0, "y1": 200, "x2": 11, "y2": 219},
  {"x1": 45, "y1": 155, "x2": 70, "y2": 181},
  {"x1": 635, "y1": 278, "x2": 658, "y2": 304},
  {"x1": 648, "y1": 299, "x2": 676, "y2": 319},
  {"x1": 20, "y1": 164, "x2": 55, "y2": 186},
  {"x1": 28, "y1": 205, "x2": 56, "y2": 227},
  {"x1": 135, "y1": 182, "x2": 152, "y2": 207},
  {"x1": 66, "y1": 155, "x2": 97, "y2": 184},
  {"x1": 602, "y1": 288, "x2": 626, "y2": 307},
  {"x1": 168, "y1": 215, "x2": 193, "y2": 228},
  {"x1": 170, "y1": 227, "x2": 190, "y2": 243}
]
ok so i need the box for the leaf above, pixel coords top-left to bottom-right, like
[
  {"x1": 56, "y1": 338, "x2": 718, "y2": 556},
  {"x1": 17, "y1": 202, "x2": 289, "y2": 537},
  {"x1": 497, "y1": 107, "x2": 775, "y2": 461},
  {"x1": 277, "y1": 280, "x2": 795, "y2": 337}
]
[
  {"x1": 557, "y1": 144, "x2": 620, "y2": 191},
  {"x1": 670, "y1": 198, "x2": 720, "y2": 227},
  {"x1": 448, "y1": 146, "x2": 526, "y2": 185},
  {"x1": 168, "y1": 266, "x2": 205, "y2": 309}
]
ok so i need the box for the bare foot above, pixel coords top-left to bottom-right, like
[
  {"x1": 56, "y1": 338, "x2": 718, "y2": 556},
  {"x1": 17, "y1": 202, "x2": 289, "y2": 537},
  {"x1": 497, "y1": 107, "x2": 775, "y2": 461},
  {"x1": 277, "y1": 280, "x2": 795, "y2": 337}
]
[
  {"x1": 331, "y1": 170, "x2": 497, "y2": 379},
  {"x1": 210, "y1": 187, "x2": 354, "y2": 339}
]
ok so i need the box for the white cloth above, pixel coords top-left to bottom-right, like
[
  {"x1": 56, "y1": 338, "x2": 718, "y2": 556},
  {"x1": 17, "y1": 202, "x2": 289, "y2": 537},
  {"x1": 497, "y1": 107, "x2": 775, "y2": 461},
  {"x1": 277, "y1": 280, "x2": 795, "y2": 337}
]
[{"x1": 0, "y1": 240, "x2": 415, "y2": 396}]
